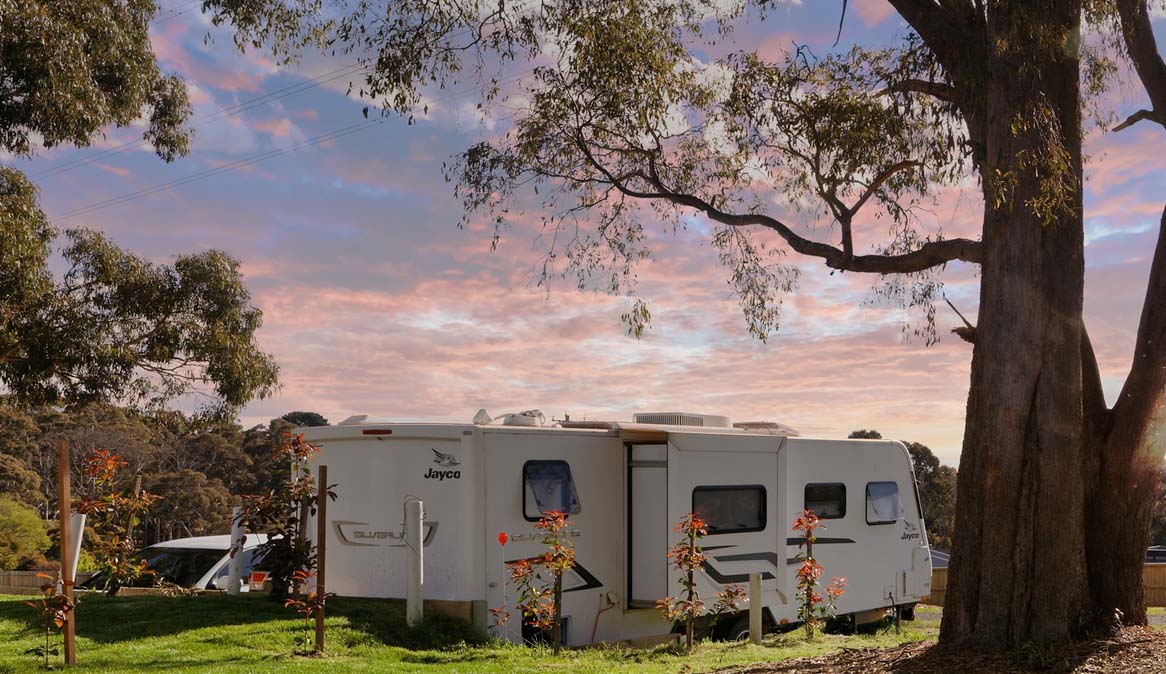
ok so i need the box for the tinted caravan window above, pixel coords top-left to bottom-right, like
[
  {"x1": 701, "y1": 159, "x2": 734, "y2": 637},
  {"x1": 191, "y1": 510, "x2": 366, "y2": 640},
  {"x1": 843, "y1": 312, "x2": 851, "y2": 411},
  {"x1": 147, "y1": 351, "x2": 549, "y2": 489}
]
[
  {"x1": 692, "y1": 485, "x2": 766, "y2": 534},
  {"x1": 523, "y1": 460, "x2": 582, "y2": 521},
  {"x1": 866, "y1": 481, "x2": 903, "y2": 525},
  {"x1": 804, "y1": 483, "x2": 846, "y2": 519}
]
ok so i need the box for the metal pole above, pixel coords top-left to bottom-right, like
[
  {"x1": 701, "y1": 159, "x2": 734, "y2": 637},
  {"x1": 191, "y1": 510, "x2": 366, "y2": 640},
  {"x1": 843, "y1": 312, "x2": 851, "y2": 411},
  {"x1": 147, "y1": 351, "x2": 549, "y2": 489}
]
[
  {"x1": 405, "y1": 498, "x2": 424, "y2": 627},
  {"x1": 749, "y1": 571, "x2": 762, "y2": 645},
  {"x1": 314, "y1": 465, "x2": 328, "y2": 652},
  {"x1": 57, "y1": 439, "x2": 76, "y2": 666},
  {"x1": 227, "y1": 506, "x2": 244, "y2": 595}
]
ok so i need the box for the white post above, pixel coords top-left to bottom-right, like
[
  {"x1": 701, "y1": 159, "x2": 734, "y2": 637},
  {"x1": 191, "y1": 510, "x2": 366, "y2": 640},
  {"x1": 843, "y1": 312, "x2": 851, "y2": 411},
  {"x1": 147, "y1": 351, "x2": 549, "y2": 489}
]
[
  {"x1": 749, "y1": 571, "x2": 762, "y2": 645},
  {"x1": 68, "y1": 513, "x2": 86, "y2": 583},
  {"x1": 405, "y1": 498, "x2": 424, "y2": 626},
  {"x1": 227, "y1": 506, "x2": 244, "y2": 595}
]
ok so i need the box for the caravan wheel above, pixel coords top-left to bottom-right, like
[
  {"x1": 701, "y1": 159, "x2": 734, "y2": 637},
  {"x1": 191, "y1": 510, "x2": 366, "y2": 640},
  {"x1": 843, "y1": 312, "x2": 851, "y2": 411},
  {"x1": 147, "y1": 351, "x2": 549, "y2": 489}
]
[
  {"x1": 897, "y1": 603, "x2": 917, "y2": 621},
  {"x1": 719, "y1": 614, "x2": 751, "y2": 642}
]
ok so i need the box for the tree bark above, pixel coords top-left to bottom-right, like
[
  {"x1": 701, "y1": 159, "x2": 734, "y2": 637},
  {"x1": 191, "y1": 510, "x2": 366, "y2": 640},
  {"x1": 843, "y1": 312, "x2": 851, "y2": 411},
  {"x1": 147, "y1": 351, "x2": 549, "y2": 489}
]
[
  {"x1": 941, "y1": 1, "x2": 1090, "y2": 647},
  {"x1": 1085, "y1": 205, "x2": 1166, "y2": 626}
]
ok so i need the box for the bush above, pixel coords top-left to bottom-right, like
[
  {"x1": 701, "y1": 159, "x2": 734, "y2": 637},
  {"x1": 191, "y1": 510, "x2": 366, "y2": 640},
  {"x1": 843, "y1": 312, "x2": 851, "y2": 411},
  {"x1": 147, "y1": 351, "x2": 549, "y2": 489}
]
[{"x1": 0, "y1": 496, "x2": 51, "y2": 570}]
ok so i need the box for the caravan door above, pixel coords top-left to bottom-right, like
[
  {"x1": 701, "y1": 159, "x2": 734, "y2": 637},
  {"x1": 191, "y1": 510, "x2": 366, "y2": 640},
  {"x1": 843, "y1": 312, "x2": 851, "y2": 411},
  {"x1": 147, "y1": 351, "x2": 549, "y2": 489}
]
[
  {"x1": 666, "y1": 433, "x2": 782, "y2": 604},
  {"x1": 627, "y1": 443, "x2": 668, "y2": 607}
]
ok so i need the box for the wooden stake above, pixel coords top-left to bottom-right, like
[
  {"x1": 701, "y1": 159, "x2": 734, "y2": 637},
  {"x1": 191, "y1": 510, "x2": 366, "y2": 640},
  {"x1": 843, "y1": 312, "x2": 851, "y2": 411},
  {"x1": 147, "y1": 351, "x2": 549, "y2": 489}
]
[
  {"x1": 57, "y1": 439, "x2": 76, "y2": 666},
  {"x1": 314, "y1": 465, "x2": 327, "y2": 653}
]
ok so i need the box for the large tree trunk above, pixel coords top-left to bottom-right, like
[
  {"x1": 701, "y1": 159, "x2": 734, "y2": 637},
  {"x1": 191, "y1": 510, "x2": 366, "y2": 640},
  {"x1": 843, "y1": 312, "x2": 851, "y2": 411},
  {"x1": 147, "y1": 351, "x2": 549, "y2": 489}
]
[
  {"x1": 1085, "y1": 207, "x2": 1166, "y2": 625},
  {"x1": 941, "y1": 1, "x2": 1090, "y2": 647},
  {"x1": 1082, "y1": 0, "x2": 1166, "y2": 629}
]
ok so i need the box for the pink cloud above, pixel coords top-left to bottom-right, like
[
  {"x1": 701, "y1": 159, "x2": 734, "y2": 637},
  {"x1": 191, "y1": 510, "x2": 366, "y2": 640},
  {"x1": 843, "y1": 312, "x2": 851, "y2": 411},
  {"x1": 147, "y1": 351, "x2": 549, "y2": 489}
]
[
  {"x1": 853, "y1": 0, "x2": 896, "y2": 27},
  {"x1": 251, "y1": 117, "x2": 295, "y2": 138}
]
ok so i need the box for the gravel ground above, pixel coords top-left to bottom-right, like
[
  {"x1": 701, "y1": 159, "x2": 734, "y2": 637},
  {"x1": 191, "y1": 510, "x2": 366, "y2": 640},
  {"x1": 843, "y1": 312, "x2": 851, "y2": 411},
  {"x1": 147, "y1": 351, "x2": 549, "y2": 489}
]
[{"x1": 713, "y1": 627, "x2": 1166, "y2": 674}]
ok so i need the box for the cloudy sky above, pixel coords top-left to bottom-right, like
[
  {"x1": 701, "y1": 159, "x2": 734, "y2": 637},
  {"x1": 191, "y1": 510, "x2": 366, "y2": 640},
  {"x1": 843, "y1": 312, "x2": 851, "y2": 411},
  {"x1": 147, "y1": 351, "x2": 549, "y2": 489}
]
[{"x1": 9, "y1": 1, "x2": 1166, "y2": 466}]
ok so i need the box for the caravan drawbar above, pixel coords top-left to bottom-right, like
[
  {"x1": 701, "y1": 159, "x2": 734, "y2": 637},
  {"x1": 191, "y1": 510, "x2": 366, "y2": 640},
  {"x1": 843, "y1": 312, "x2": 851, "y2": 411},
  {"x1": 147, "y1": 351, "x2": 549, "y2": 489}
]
[{"x1": 301, "y1": 411, "x2": 933, "y2": 645}]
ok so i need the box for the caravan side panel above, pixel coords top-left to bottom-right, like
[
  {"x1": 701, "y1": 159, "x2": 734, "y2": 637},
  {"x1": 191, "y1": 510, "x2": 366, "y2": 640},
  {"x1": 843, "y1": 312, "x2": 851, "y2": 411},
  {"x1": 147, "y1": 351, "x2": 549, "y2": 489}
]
[{"x1": 308, "y1": 428, "x2": 483, "y2": 602}]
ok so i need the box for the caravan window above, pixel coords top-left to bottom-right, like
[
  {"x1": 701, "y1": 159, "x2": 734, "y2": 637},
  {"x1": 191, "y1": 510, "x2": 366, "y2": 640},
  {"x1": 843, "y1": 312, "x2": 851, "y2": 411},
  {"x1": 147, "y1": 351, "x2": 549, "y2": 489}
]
[
  {"x1": 523, "y1": 461, "x2": 582, "y2": 521},
  {"x1": 692, "y1": 485, "x2": 766, "y2": 534},
  {"x1": 804, "y1": 483, "x2": 846, "y2": 519},
  {"x1": 866, "y1": 481, "x2": 902, "y2": 525}
]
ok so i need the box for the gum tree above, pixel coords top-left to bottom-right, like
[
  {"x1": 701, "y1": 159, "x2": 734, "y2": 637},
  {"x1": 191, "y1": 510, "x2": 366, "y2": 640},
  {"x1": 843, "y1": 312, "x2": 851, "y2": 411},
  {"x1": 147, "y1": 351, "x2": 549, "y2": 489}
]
[
  {"x1": 203, "y1": 0, "x2": 1166, "y2": 647},
  {"x1": 1, "y1": 1, "x2": 279, "y2": 417}
]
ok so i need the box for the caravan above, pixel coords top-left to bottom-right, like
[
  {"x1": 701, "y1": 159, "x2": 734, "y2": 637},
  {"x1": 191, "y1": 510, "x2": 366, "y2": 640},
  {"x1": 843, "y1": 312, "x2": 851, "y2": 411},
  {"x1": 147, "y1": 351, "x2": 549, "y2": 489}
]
[{"x1": 301, "y1": 411, "x2": 932, "y2": 645}]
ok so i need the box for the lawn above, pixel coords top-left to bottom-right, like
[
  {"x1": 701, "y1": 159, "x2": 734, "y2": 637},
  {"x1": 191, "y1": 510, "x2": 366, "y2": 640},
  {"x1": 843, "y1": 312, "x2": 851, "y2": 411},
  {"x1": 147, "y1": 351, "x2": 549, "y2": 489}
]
[{"x1": 0, "y1": 594, "x2": 938, "y2": 673}]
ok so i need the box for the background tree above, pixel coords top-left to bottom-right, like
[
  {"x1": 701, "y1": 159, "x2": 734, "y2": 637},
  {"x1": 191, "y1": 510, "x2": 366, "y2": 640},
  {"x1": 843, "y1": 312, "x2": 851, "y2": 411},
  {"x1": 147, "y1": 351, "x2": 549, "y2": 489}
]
[
  {"x1": 145, "y1": 470, "x2": 233, "y2": 541},
  {"x1": 0, "y1": 453, "x2": 41, "y2": 508},
  {"x1": 281, "y1": 412, "x2": 329, "y2": 428},
  {"x1": 1, "y1": 2, "x2": 278, "y2": 419},
  {"x1": 0, "y1": 400, "x2": 326, "y2": 549},
  {"x1": 200, "y1": 0, "x2": 1166, "y2": 647},
  {"x1": 0, "y1": 496, "x2": 51, "y2": 570},
  {"x1": 1150, "y1": 469, "x2": 1166, "y2": 547},
  {"x1": 848, "y1": 430, "x2": 958, "y2": 548}
]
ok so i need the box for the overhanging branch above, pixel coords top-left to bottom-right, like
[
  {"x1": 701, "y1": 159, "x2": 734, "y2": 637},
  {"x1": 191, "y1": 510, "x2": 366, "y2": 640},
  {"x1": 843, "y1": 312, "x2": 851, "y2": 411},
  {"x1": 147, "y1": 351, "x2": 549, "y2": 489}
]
[
  {"x1": 876, "y1": 79, "x2": 958, "y2": 102},
  {"x1": 1114, "y1": 109, "x2": 1164, "y2": 133},
  {"x1": 1116, "y1": 0, "x2": 1166, "y2": 130}
]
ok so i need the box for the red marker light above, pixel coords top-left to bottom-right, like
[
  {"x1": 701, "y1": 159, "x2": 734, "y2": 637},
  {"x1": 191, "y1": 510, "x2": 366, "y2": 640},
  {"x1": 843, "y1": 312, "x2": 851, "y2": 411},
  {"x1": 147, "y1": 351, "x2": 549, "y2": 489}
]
[
  {"x1": 362, "y1": 429, "x2": 393, "y2": 435},
  {"x1": 498, "y1": 532, "x2": 508, "y2": 547}
]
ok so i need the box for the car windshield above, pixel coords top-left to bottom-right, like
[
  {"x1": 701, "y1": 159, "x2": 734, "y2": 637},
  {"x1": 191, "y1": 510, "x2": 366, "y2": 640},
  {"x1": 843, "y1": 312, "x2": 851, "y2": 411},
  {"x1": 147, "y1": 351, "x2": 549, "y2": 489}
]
[{"x1": 139, "y1": 547, "x2": 227, "y2": 587}]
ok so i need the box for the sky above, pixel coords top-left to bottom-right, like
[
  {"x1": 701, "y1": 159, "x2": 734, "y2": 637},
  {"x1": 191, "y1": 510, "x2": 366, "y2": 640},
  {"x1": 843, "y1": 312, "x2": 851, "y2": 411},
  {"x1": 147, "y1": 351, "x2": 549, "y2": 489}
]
[{"x1": 7, "y1": 0, "x2": 1166, "y2": 467}]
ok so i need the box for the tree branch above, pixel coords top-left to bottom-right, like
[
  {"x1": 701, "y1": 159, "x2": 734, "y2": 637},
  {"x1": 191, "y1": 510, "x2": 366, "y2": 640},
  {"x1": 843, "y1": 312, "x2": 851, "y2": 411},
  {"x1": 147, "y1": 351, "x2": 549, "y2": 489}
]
[
  {"x1": 1113, "y1": 108, "x2": 1165, "y2": 133},
  {"x1": 849, "y1": 160, "x2": 922, "y2": 217},
  {"x1": 570, "y1": 127, "x2": 982, "y2": 276},
  {"x1": 875, "y1": 79, "x2": 958, "y2": 102},
  {"x1": 640, "y1": 171, "x2": 981, "y2": 273},
  {"x1": 1111, "y1": 204, "x2": 1166, "y2": 425},
  {"x1": 1116, "y1": 0, "x2": 1166, "y2": 127}
]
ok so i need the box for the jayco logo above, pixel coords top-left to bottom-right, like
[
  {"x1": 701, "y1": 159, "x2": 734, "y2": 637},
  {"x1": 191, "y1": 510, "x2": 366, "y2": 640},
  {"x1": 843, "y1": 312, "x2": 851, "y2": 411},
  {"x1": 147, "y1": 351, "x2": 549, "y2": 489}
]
[
  {"x1": 424, "y1": 467, "x2": 461, "y2": 481},
  {"x1": 425, "y1": 448, "x2": 462, "y2": 480},
  {"x1": 901, "y1": 520, "x2": 921, "y2": 542}
]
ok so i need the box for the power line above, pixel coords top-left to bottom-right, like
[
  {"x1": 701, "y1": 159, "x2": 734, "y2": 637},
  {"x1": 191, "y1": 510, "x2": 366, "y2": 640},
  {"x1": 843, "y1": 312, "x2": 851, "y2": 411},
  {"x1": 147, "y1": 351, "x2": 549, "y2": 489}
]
[
  {"x1": 46, "y1": 0, "x2": 548, "y2": 219},
  {"x1": 151, "y1": 0, "x2": 203, "y2": 27},
  {"x1": 52, "y1": 120, "x2": 384, "y2": 221},
  {"x1": 37, "y1": 0, "x2": 545, "y2": 180},
  {"x1": 33, "y1": 63, "x2": 368, "y2": 179}
]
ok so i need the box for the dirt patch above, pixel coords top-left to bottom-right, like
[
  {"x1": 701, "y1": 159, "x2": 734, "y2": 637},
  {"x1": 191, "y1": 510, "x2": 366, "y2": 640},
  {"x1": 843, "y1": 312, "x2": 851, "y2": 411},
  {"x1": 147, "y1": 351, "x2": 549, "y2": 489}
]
[{"x1": 714, "y1": 627, "x2": 1166, "y2": 674}]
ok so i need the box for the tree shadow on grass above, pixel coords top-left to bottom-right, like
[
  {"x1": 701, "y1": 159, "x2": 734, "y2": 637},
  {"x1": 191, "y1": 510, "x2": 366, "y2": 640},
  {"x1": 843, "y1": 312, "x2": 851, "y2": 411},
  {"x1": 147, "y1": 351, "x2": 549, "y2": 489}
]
[
  {"x1": 328, "y1": 596, "x2": 489, "y2": 650},
  {"x1": 0, "y1": 593, "x2": 290, "y2": 645}
]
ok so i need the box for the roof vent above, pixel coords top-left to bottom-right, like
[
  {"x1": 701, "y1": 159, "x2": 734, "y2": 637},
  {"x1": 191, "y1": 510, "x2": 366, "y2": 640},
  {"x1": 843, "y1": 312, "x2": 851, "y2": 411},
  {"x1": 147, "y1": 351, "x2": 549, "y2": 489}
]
[
  {"x1": 633, "y1": 412, "x2": 731, "y2": 428},
  {"x1": 501, "y1": 410, "x2": 546, "y2": 427},
  {"x1": 733, "y1": 420, "x2": 800, "y2": 436}
]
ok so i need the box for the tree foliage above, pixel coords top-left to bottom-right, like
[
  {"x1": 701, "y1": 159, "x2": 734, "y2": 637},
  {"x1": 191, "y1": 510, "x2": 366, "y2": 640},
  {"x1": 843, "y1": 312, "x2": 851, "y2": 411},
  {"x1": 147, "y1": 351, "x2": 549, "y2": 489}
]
[
  {"x1": 1, "y1": 2, "x2": 274, "y2": 419},
  {"x1": 202, "y1": 0, "x2": 979, "y2": 340},
  {"x1": 0, "y1": 0, "x2": 191, "y2": 159},
  {"x1": 0, "y1": 402, "x2": 331, "y2": 555},
  {"x1": 0, "y1": 170, "x2": 280, "y2": 418},
  {"x1": 0, "y1": 496, "x2": 50, "y2": 570}
]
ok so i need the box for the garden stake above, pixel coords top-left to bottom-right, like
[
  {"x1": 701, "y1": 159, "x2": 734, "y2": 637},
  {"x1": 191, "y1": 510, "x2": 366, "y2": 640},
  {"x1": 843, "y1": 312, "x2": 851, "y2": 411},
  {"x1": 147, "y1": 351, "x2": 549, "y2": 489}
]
[
  {"x1": 315, "y1": 465, "x2": 328, "y2": 652},
  {"x1": 57, "y1": 439, "x2": 76, "y2": 665}
]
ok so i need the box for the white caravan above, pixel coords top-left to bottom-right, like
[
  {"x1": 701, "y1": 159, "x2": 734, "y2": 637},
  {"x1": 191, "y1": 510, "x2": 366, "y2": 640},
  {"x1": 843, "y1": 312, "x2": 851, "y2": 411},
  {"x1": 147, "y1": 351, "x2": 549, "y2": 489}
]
[{"x1": 301, "y1": 412, "x2": 932, "y2": 645}]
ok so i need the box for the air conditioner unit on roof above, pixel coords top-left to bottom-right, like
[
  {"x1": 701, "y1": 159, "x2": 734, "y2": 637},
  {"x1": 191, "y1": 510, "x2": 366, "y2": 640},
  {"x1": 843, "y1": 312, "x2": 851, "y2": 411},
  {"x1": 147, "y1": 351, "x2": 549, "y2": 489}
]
[{"x1": 633, "y1": 412, "x2": 731, "y2": 428}]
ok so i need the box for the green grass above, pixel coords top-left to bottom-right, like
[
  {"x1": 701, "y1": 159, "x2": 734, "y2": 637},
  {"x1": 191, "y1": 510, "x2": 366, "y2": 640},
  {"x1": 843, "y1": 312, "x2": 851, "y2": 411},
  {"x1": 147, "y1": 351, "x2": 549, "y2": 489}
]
[{"x1": 0, "y1": 594, "x2": 939, "y2": 673}]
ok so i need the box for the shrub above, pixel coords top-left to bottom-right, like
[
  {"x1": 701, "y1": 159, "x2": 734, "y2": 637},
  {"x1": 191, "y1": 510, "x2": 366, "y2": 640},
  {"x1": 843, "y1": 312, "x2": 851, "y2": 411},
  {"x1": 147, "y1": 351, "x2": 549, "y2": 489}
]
[
  {"x1": 73, "y1": 449, "x2": 159, "y2": 594},
  {"x1": 792, "y1": 509, "x2": 846, "y2": 640},
  {"x1": 496, "y1": 511, "x2": 576, "y2": 653},
  {"x1": 236, "y1": 432, "x2": 334, "y2": 600},
  {"x1": 657, "y1": 512, "x2": 745, "y2": 650},
  {"x1": 0, "y1": 496, "x2": 50, "y2": 570}
]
